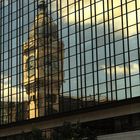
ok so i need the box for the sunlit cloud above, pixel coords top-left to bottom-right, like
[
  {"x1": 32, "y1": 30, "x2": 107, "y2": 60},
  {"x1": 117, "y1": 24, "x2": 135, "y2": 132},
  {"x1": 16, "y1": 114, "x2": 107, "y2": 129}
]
[
  {"x1": 1, "y1": 77, "x2": 28, "y2": 102},
  {"x1": 52, "y1": 0, "x2": 92, "y2": 24},
  {"x1": 130, "y1": 63, "x2": 139, "y2": 74},
  {"x1": 102, "y1": 63, "x2": 139, "y2": 75},
  {"x1": 52, "y1": 0, "x2": 139, "y2": 35}
]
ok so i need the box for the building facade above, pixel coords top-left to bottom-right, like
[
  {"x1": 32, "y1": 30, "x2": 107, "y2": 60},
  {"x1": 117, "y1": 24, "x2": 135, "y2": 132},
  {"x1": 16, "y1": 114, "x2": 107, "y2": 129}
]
[{"x1": 0, "y1": 0, "x2": 140, "y2": 139}]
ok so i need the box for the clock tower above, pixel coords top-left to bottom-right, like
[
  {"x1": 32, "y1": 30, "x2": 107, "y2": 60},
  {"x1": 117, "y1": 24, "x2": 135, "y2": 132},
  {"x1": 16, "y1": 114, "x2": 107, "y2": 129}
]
[{"x1": 23, "y1": 0, "x2": 64, "y2": 118}]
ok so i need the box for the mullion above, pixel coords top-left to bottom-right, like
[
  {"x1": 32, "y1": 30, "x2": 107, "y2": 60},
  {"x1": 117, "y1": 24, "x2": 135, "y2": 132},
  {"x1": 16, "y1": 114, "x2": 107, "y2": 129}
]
[
  {"x1": 33, "y1": 0, "x2": 37, "y2": 118},
  {"x1": 50, "y1": 0, "x2": 53, "y2": 114},
  {"x1": 78, "y1": 0, "x2": 83, "y2": 108},
  {"x1": 36, "y1": 0, "x2": 39, "y2": 117},
  {"x1": 121, "y1": 0, "x2": 128, "y2": 100},
  {"x1": 111, "y1": 0, "x2": 118, "y2": 101},
  {"x1": 107, "y1": 0, "x2": 113, "y2": 102},
  {"x1": 2, "y1": 1, "x2": 4, "y2": 124},
  {"x1": 125, "y1": 0, "x2": 132, "y2": 98},
  {"x1": 43, "y1": 0, "x2": 47, "y2": 116},
  {"x1": 67, "y1": 0, "x2": 72, "y2": 111},
  {"x1": 7, "y1": 0, "x2": 11, "y2": 124},
  {"x1": 47, "y1": 0, "x2": 51, "y2": 115},
  {"x1": 27, "y1": 0, "x2": 31, "y2": 118},
  {"x1": 16, "y1": 0, "x2": 19, "y2": 121},
  {"x1": 18, "y1": 0, "x2": 22, "y2": 119},
  {"x1": 81, "y1": 0, "x2": 87, "y2": 107},
  {"x1": 0, "y1": 1, "x2": 2, "y2": 124},
  {"x1": 135, "y1": 0, "x2": 140, "y2": 90},
  {"x1": 19, "y1": 0, "x2": 23, "y2": 120},
  {"x1": 0, "y1": 1, "x2": 2, "y2": 125},
  {"x1": 56, "y1": 0, "x2": 60, "y2": 113},
  {"x1": 109, "y1": 1, "x2": 117, "y2": 101},
  {"x1": 74, "y1": 0, "x2": 79, "y2": 110},
  {"x1": 59, "y1": 0, "x2": 64, "y2": 112},
  {"x1": 103, "y1": 0, "x2": 108, "y2": 101},
  {"x1": 89, "y1": 0, "x2": 96, "y2": 105},
  {"x1": 10, "y1": 1, "x2": 13, "y2": 123},
  {"x1": 94, "y1": 1, "x2": 100, "y2": 104}
]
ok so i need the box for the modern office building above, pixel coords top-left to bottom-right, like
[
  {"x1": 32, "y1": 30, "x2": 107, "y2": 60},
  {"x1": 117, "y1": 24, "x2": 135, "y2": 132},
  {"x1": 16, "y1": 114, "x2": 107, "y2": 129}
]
[{"x1": 0, "y1": 0, "x2": 140, "y2": 139}]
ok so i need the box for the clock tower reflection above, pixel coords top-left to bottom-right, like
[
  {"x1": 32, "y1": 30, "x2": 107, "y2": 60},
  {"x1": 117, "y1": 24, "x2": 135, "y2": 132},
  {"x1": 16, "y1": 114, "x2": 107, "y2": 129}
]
[{"x1": 23, "y1": 0, "x2": 64, "y2": 118}]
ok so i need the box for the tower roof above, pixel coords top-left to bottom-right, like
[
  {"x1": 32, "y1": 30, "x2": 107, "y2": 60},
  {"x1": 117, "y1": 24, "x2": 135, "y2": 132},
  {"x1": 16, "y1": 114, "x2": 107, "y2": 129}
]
[
  {"x1": 38, "y1": 0, "x2": 45, "y2": 10},
  {"x1": 29, "y1": 0, "x2": 58, "y2": 39}
]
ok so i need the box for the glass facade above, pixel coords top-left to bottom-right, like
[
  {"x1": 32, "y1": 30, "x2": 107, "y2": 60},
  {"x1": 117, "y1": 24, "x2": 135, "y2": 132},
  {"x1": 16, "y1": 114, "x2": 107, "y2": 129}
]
[{"x1": 0, "y1": 0, "x2": 140, "y2": 125}]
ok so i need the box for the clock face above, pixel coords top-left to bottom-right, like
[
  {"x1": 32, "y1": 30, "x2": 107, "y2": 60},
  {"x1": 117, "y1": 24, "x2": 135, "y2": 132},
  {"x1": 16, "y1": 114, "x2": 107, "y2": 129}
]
[
  {"x1": 45, "y1": 56, "x2": 58, "y2": 75},
  {"x1": 26, "y1": 56, "x2": 35, "y2": 78}
]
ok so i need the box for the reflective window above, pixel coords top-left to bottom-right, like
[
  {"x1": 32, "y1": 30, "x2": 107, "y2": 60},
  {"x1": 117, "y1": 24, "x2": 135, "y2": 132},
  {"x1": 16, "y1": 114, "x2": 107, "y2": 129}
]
[{"x1": 0, "y1": 0, "x2": 140, "y2": 125}]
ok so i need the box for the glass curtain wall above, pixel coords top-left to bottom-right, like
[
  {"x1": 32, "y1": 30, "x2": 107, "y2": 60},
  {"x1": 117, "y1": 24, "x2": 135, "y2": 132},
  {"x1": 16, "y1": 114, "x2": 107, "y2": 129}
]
[{"x1": 0, "y1": 0, "x2": 140, "y2": 125}]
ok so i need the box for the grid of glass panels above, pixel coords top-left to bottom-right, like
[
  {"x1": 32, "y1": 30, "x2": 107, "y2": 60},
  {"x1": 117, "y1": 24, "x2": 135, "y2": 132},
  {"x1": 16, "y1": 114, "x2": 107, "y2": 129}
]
[{"x1": 0, "y1": 0, "x2": 140, "y2": 125}]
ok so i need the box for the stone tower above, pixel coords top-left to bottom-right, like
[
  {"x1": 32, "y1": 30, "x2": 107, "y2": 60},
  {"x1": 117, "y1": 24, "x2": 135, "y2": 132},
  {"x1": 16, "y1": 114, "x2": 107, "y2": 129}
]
[{"x1": 23, "y1": 0, "x2": 64, "y2": 118}]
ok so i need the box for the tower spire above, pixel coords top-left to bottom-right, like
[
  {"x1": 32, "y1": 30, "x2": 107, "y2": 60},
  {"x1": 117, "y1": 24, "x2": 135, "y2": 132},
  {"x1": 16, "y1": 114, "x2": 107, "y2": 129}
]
[{"x1": 38, "y1": 0, "x2": 45, "y2": 10}]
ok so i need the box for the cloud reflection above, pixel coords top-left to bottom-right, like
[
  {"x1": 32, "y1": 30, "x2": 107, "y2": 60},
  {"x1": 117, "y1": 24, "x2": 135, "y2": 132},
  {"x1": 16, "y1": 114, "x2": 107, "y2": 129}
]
[
  {"x1": 1, "y1": 77, "x2": 28, "y2": 102},
  {"x1": 51, "y1": 0, "x2": 140, "y2": 36},
  {"x1": 102, "y1": 63, "x2": 139, "y2": 75}
]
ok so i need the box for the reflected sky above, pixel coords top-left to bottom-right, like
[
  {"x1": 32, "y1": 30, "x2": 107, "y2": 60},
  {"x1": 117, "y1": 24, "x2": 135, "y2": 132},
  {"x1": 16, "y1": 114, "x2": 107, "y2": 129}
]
[{"x1": 0, "y1": 0, "x2": 140, "y2": 101}]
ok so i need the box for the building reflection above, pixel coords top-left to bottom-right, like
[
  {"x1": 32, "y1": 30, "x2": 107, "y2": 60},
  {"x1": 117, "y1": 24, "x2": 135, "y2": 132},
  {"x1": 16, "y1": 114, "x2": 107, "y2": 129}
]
[{"x1": 23, "y1": 0, "x2": 64, "y2": 118}]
